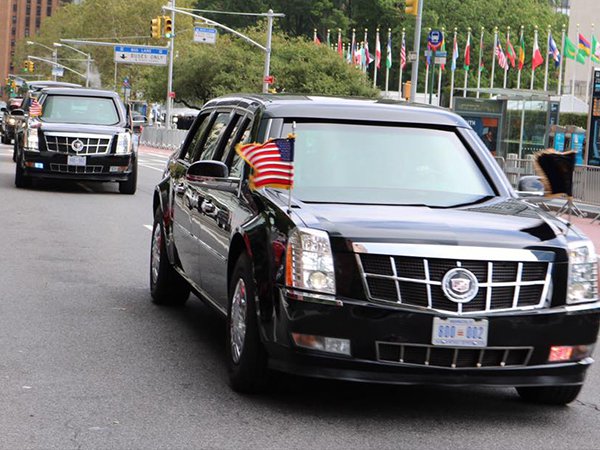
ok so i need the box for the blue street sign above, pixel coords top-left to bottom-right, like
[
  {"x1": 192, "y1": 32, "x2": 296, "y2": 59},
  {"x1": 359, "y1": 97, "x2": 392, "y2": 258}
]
[
  {"x1": 428, "y1": 29, "x2": 444, "y2": 50},
  {"x1": 114, "y1": 46, "x2": 169, "y2": 66}
]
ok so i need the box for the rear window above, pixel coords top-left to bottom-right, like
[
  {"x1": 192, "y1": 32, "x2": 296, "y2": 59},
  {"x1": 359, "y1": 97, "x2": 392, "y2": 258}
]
[{"x1": 41, "y1": 95, "x2": 120, "y2": 125}]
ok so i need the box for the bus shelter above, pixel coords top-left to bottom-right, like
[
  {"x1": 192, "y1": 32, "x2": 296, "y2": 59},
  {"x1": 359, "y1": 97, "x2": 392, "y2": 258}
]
[{"x1": 453, "y1": 89, "x2": 560, "y2": 159}]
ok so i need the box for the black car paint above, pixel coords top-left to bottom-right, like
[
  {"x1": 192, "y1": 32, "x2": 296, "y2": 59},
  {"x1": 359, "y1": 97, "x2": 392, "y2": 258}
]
[{"x1": 153, "y1": 94, "x2": 600, "y2": 387}]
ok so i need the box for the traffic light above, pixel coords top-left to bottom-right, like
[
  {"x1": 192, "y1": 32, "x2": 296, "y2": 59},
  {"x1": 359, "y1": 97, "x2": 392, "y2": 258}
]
[
  {"x1": 163, "y1": 16, "x2": 173, "y2": 38},
  {"x1": 23, "y1": 60, "x2": 29, "y2": 72},
  {"x1": 151, "y1": 16, "x2": 162, "y2": 39},
  {"x1": 28, "y1": 60, "x2": 34, "y2": 73},
  {"x1": 405, "y1": 0, "x2": 419, "y2": 16}
]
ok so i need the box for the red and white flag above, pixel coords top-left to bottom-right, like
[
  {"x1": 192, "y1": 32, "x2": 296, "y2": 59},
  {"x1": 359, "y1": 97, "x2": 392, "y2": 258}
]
[
  {"x1": 400, "y1": 34, "x2": 407, "y2": 69},
  {"x1": 495, "y1": 41, "x2": 508, "y2": 70},
  {"x1": 464, "y1": 32, "x2": 471, "y2": 70},
  {"x1": 532, "y1": 33, "x2": 544, "y2": 70},
  {"x1": 29, "y1": 98, "x2": 42, "y2": 117},
  {"x1": 236, "y1": 137, "x2": 295, "y2": 190},
  {"x1": 375, "y1": 32, "x2": 381, "y2": 69},
  {"x1": 337, "y1": 31, "x2": 343, "y2": 57}
]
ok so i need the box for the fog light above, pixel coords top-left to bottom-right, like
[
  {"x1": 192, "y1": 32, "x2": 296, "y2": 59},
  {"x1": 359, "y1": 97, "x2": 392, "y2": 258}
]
[
  {"x1": 292, "y1": 333, "x2": 351, "y2": 356},
  {"x1": 110, "y1": 166, "x2": 128, "y2": 173},
  {"x1": 24, "y1": 161, "x2": 43, "y2": 169},
  {"x1": 548, "y1": 345, "x2": 593, "y2": 362}
]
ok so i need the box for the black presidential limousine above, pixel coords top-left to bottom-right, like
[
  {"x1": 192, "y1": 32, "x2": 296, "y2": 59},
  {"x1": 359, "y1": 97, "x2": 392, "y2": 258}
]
[{"x1": 150, "y1": 94, "x2": 599, "y2": 404}]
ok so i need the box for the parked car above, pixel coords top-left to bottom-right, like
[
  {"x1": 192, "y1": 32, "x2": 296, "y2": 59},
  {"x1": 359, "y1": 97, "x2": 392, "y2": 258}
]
[
  {"x1": 150, "y1": 94, "x2": 599, "y2": 403},
  {"x1": 14, "y1": 87, "x2": 137, "y2": 194}
]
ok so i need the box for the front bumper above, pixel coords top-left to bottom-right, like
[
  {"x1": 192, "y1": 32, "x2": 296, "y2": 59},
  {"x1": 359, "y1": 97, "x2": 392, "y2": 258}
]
[
  {"x1": 267, "y1": 289, "x2": 600, "y2": 387},
  {"x1": 21, "y1": 150, "x2": 135, "y2": 182}
]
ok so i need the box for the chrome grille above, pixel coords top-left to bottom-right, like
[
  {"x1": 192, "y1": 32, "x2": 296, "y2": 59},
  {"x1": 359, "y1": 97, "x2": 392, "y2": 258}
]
[
  {"x1": 355, "y1": 245, "x2": 553, "y2": 315},
  {"x1": 50, "y1": 163, "x2": 104, "y2": 174},
  {"x1": 44, "y1": 132, "x2": 113, "y2": 155},
  {"x1": 376, "y1": 342, "x2": 533, "y2": 368}
]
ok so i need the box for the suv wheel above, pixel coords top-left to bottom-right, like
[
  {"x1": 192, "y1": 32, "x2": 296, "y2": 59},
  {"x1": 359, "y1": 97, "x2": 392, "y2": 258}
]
[
  {"x1": 1, "y1": 134, "x2": 10, "y2": 145},
  {"x1": 15, "y1": 161, "x2": 31, "y2": 188},
  {"x1": 150, "y1": 209, "x2": 190, "y2": 306},
  {"x1": 226, "y1": 254, "x2": 269, "y2": 393},
  {"x1": 516, "y1": 385, "x2": 582, "y2": 405},
  {"x1": 119, "y1": 161, "x2": 137, "y2": 195},
  {"x1": 12, "y1": 139, "x2": 17, "y2": 162}
]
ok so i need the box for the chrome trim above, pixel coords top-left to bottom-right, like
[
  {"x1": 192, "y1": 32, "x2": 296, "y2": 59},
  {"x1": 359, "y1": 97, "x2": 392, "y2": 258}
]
[
  {"x1": 174, "y1": 266, "x2": 227, "y2": 316},
  {"x1": 512, "y1": 263, "x2": 523, "y2": 309},
  {"x1": 44, "y1": 132, "x2": 113, "y2": 139},
  {"x1": 283, "y1": 288, "x2": 343, "y2": 307},
  {"x1": 424, "y1": 259, "x2": 432, "y2": 309},
  {"x1": 352, "y1": 242, "x2": 555, "y2": 262}
]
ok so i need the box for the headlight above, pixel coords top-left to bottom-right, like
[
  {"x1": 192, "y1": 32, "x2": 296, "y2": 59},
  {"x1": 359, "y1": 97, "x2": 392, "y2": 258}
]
[
  {"x1": 115, "y1": 132, "x2": 132, "y2": 154},
  {"x1": 286, "y1": 227, "x2": 336, "y2": 295},
  {"x1": 8, "y1": 118, "x2": 15, "y2": 125},
  {"x1": 26, "y1": 128, "x2": 39, "y2": 151},
  {"x1": 567, "y1": 241, "x2": 598, "y2": 304}
]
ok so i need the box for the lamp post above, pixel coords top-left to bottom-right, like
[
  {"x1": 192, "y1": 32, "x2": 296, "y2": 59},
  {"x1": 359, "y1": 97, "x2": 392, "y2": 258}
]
[
  {"x1": 26, "y1": 41, "x2": 58, "y2": 80},
  {"x1": 53, "y1": 42, "x2": 91, "y2": 87}
]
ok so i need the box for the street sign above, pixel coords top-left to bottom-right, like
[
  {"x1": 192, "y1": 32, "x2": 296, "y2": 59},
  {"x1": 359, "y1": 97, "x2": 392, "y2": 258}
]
[
  {"x1": 52, "y1": 67, "x2": 64, "y2": 77},
  {"x1": 263, "y1": 75, "x2": 274, "y2": 84},
  {"x1": 168, "y1": 91, "x2": 176, "y2": 99},
  {"x1": 435, "y1": 56, "x2": 447, "y2": 65},
  {"x1": 193, "y1": 27, "x2": 217, "y2": 44},
  {"x1": 408, "y1": 51, "x2": 418, "y2": 62},
  {"x1": 428, "y1": 29, "x2": 444, "y2": 51},
  {"x1": 114, "y1": 46, "x2": 168, "y2": 66}
]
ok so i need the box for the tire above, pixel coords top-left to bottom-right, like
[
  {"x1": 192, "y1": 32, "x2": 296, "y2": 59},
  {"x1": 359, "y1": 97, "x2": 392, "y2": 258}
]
[
  {"x1": 119, "y1": 161, "x2": 137, "y2": 195},
  {"x1": 12, "y1": 139, "x2": 18, "y2": 162},
  {"x1": 516, "y1": 385, "x2": 582, "y2": 405},
  {"x1": 226, "y1": 253, "x2": 269, "y2": 394},
  {"x1": 150, "y1": 209, "x2": 190, "y2": 306},
  {"x1": 1, "y1": 134, "x2": 9, "y2": 145},
  {"x1": 14, "y1": 161, "x2": 31, "y2": 188}
]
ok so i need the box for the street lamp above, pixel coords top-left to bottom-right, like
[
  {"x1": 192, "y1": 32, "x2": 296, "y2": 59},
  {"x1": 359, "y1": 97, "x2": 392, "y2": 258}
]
[
  {"x1": 26, "y1": 41, "x2": 58, "y2": 80},
  {"x1": 53, "y1": 42, "x2": 91, "y2": 87}
]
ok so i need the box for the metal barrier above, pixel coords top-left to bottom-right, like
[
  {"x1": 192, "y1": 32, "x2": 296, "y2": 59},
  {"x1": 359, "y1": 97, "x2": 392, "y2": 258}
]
[{"x1": 140, "y1": 127, "x2": 189, "y2": 150}]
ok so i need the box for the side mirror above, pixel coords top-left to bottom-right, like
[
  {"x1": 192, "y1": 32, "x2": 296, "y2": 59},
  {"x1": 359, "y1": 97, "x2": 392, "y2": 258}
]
[
  {"x1": 10, "y1": 109, "x2": 25, "y2": 116},
  {"x1": 517, "y1": 175, "x2": 545, "y2": 197},
  {"x1": 0, "y1": 107, "x2": 6, "y2": 113},
  {"x1": 186, "y1": 160, "x2": 229, "y2": 181}
]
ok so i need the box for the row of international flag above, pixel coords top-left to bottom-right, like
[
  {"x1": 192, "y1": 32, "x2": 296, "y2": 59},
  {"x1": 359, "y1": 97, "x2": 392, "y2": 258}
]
[{"x1": 313, "y1": 27, "x2": 600, "y2": 91}]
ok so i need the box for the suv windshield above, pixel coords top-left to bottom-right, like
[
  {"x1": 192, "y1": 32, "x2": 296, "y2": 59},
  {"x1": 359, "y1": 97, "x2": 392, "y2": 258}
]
[
  {"x1": 41, "y1": 95, "x2": 120, "y2": 125},
  {"x1": 281, "y1": 122, "x2": 495, "y2": 207}
]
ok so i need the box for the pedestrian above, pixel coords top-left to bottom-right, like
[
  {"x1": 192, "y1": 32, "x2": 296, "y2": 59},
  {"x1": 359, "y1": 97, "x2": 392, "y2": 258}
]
[{"x1": 482, "y1": 128, "x2": 496, "y2": 156}]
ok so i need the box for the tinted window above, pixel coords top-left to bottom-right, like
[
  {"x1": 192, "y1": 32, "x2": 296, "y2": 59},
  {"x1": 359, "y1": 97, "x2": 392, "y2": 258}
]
[
  {"x1": 41, "y1": 96, "x2": 120, "y2": 125},
  {"x1": 223, "y1": 116, "x2": 252, "y2": 178},
  {"x1": 183, "y1": 112, "x2": 211, "y2": 163},
  {"x1": 281, "y1": 122, "x2": 494, "y2": 207},
  {"x1": 199, "y1": 112, "x2": 231, "y2": 161}
]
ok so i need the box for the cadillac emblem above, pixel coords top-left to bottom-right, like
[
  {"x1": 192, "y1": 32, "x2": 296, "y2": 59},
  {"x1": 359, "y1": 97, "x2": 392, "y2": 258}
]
[
  {"x1": 71, "y1": 139, "x2": 85, "y2": 152},
  {"x1": 441, "y1": 268, "x2": 479, "y2": 303}
]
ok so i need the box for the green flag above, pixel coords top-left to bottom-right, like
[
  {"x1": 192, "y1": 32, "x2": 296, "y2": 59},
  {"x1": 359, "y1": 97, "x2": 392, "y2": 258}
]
[
  {"x1": 592, "y1": 35, "x2": 600, "y2": 63},
  {"x1": 564, "y1": 36, "x2": 577, "y2": 60},
  {"x1": 576, "y1": 50, "x2": 587, "y2": 64}
]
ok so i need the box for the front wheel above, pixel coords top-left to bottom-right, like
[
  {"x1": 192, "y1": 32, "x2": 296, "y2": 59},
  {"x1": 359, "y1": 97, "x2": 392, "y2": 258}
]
[
  {"x1": 226, "y1": 254, "x2": 269, "y2": 393},
  {"x1": 516, "y1": 385, "x2": 582, "y2": 405},
  {"x1": 119, "y1": 161, "x2": 137, "y2": 195},
  {"x1": 150, "y1": 209, "x2": 190, "y2": 306}
]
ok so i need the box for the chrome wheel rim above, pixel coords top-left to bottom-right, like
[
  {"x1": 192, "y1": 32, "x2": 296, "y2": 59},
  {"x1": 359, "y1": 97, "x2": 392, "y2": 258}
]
[
  {"x1": 230, "y1": 278, "x2": 247, "y2": 364},
  {"x1": 151, "y1": 224, "x2": 162, "y2": 285}
]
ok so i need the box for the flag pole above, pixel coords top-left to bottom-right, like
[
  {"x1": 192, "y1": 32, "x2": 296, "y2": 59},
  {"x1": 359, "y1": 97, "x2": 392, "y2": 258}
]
[
  {"x1": 477, "y1": 26, "x2": 484, "y2": 98},
  {"x1": 558, "y1": 24, "x2": 566, "y2": 95},
  {"x1": 464, "y1": 27, "x2": 471, "y2": 97},
  {"x1": 531, "y1": 26, "x2": 538, "y2": 90},
  {"x1": 326, "y1": 29, "x2": 331, "y2": 47},
  {"x1": 337, "y1": 28, "x2": 342, "y2": 55},
  {"x1": 385, "y1": 28, "x2": 391, "y2": 94},
  {"x1": 517, "y1": 25, "x2": 524, "y2": 89},
  {"x1": 363, "y1": 28, "x2": 369, "y2": 73},
  {"x1": 490, "y1": 27, "x2": 497, "y2": 91},
  {"x1": 504, "y1": 27, "x2": 510, "y2": 89},
  {"x1": 450, "y1": 28, "x2": 457, "y2": 108},
  {"x1": 425, "y1": 27, "x2": 431, "y2": 102},
  {"x1": 437, "y1": 27, "x2": 445, "y2": 106},
  {"x1": 587, "y1": 24, "x2": 594, "y2": 107},
  {"x1": 544, "y1": 25, "x2": 551, "y2": 91},
  {"x1": 351, "y1": 28, "x2": 356, "y2": 66},
  {"x1": 572, "y1": 24, "x2": 579, "y2": 111},
  {"x1": 374, "y1": 28, "x2": 379, "y2": 88},
  {"x1": 398, "y1": 28, "x2": 405, "y2": 100}
]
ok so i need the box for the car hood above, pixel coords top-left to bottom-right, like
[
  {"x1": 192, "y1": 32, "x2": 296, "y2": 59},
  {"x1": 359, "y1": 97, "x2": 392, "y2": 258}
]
[
  {"x1": 39, "y1": 122, "x2": 126, "y2": 135},
  {"x1": 279, "y1": 196, "x2": 581, "y2": 251}
]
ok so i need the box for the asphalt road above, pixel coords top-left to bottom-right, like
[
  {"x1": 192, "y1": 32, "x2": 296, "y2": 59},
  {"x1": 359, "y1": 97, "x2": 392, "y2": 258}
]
[{"x1": 1, "y1": 142, "x2": 599, "y2": 450}]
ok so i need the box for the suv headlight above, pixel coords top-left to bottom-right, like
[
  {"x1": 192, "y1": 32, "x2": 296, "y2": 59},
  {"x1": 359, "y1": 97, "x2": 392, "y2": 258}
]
[
  {"x1": 286, "y1": 227, "x2": 336, "y2": 295},
  {"x1": 115, "y1": 132, "x2": 132, "y2": 154},
  {"x1": 26, "y1": 128, "x2": 39, "y2": 151},
  {"x1": 8, "y1": 117, "x2": 15, "y2": 125},
  {"x1": 567, "y1": 241, "x2": 598, "y2": 304}
]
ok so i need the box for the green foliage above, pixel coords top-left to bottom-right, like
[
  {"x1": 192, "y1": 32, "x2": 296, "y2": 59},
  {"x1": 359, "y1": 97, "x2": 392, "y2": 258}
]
[{"x1": 559, "y1": 113, "x2": 588, "y2": 129}]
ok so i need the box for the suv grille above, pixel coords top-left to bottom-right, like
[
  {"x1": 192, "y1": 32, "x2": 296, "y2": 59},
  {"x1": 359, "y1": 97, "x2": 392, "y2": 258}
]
[
  {"x1": 50, "y1": 164, "x2": 104, "y2": 174},
  {"x1": 358, "y1": 253, "x2": 552, "y2": 314},
  {"x1": 376, "y1": 342, "x2": 533, "y2": 368},
  {"x1": 44, "y1": 133, "x2": 113, "y2": 155}
]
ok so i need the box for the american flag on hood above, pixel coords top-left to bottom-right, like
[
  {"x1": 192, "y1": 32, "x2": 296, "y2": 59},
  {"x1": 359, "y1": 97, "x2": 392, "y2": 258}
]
[
  {"x1": 236, "y1": 136, "x2": 295, "y2": 190},
  {"x1": 29, "y1": 98, "x2": 42, "y2": 117}
]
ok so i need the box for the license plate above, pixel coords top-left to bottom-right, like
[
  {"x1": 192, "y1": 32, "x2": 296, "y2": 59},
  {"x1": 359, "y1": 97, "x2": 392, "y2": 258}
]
[
  {"x1": 432, "y1": 317, "x2": 488, "y2": 347},
  {"x1": 67, "y1": 155, "x2": 86, "y2": 166}
]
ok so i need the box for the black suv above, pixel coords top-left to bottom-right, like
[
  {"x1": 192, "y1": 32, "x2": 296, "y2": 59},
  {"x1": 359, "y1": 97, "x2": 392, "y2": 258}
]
[
  {"x1": 150, "y1": 94, "x2": 599, "y2": 404},
  {"x1": 14, "y1": 87, "x2": 137, "y2": 194}
]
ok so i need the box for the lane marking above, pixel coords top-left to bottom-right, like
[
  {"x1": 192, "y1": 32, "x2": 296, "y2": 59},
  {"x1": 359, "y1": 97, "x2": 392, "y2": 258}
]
[
  {"x1": 139, "y1": 163, "x2": 163, "y2": 172},
  {"x1": 143, "y1": 224, "x2": 152, "y2": 231}
]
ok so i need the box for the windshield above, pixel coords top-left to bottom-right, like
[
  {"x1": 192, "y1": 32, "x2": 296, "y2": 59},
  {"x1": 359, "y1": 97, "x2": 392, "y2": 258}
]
[
  {"x1": 280, "y1": 122, "x2": 495, "y2": 207},
  {"x1": 41, "y1": 95, "x2": 120, "y2": 125}
]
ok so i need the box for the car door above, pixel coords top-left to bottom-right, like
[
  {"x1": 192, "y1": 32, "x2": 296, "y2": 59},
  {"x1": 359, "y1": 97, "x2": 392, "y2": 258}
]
[
  {"x1": 194, "y1": 112, "x2": 256, "y2": 309},
  {"x1": 170, "y1": 110, "x2": 213, "y2": 287}
]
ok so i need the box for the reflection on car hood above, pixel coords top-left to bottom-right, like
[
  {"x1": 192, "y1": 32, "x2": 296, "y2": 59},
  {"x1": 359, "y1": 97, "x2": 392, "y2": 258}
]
[
  {"x1": 39, "y1": 122, "x2": 126, "y2": 135},
  {"x1": 271, "y1": 195, "x2": 578, "y2": 249}
]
